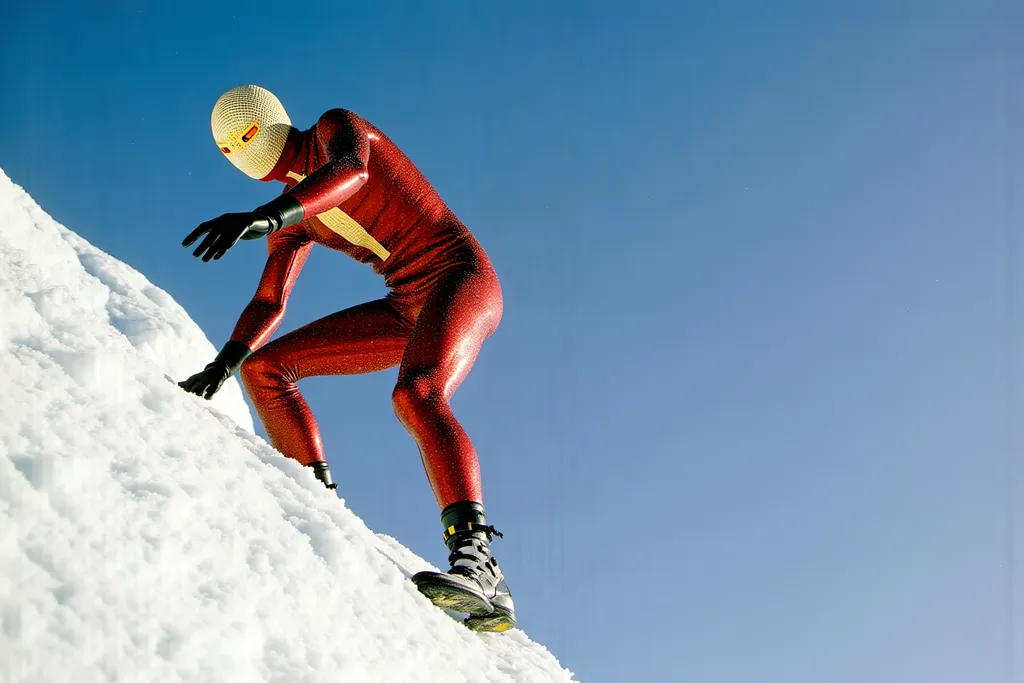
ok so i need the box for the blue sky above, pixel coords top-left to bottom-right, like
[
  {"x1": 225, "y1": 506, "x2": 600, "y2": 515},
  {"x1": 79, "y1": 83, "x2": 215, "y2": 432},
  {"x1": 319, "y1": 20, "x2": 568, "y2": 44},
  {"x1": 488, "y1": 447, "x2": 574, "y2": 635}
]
[{"x1": 2, "y1": 1, "x2": 1022, "y2": 681}]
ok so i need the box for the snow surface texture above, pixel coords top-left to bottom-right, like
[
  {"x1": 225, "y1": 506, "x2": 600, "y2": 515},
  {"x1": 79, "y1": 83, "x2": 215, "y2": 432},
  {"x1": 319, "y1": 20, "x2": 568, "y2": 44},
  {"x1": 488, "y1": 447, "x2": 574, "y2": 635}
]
[{"x1": 0, "y1": 168, "x2": 575, "y2": 683}]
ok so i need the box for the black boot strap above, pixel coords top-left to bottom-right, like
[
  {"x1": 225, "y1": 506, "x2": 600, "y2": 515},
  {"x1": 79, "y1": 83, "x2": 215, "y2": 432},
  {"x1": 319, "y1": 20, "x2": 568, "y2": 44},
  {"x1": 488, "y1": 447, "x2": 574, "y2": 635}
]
[{"x1": 443, "y1": 522, "x2": 503, "y2": 544}]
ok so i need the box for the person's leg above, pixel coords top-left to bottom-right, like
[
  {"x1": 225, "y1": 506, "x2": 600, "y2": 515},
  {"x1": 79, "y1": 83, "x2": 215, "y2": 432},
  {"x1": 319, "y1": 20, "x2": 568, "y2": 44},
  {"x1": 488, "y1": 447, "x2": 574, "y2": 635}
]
[
  {"x1": 390, "y1": 265, "x2": 503, "y2": 508},
  {"x1": 391, "y1": 264, "x2": 515, "y2": 631},
  {"x1": 240, "y1": 298, "x2": 411, "y2": 475}
]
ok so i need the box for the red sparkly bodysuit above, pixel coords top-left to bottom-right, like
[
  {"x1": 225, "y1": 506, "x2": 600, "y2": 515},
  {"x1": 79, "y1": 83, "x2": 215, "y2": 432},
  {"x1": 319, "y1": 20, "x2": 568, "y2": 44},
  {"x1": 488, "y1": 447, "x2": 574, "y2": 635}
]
[{"x1": 231, "y1": 109, "x2": 502, "y2": 508}]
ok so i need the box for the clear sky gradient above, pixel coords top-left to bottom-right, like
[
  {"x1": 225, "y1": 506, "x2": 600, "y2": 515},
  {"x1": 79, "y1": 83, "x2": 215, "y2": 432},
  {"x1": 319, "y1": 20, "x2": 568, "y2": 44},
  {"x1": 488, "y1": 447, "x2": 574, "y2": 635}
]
[{"x1": 2, "y1": 2, "x2": 1022, "y2": 681}]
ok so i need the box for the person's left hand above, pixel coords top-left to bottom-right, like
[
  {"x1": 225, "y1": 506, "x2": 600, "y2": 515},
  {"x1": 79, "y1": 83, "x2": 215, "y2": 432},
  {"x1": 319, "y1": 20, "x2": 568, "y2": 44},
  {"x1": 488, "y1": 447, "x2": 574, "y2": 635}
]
[{"x1": 178, "y1": 362, "x2": 232, "y2": 400}]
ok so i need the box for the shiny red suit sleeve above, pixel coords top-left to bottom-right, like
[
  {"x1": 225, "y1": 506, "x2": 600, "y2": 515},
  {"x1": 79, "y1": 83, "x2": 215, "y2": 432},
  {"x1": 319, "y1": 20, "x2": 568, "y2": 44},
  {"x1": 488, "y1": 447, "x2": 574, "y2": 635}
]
[
  {"x1": 224, "y1": 108, "x2": 504, "y2": 510},
  {"x1": 229, "y1": 230, "x2": 312, "y2": 350},
  {"x1": 286, "y1": 110, "x2": 371, "y2": 217},
  {"x1": 227, "y1": 111, "x2": 373, "y2": 350}
]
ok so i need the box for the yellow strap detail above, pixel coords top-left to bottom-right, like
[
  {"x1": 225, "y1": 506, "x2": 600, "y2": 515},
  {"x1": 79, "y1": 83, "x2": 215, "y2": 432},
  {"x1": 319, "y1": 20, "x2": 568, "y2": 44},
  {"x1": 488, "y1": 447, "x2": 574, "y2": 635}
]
[{"x1": 285, "y1": 171, "x2": 390, "y2": 261}]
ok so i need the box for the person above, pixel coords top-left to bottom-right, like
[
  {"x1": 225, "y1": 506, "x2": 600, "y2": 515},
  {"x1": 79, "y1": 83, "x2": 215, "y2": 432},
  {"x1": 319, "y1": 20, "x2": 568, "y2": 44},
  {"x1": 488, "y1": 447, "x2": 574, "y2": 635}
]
[{"x1": 178, "y1": 84, "x2": 514, "y2": 632}]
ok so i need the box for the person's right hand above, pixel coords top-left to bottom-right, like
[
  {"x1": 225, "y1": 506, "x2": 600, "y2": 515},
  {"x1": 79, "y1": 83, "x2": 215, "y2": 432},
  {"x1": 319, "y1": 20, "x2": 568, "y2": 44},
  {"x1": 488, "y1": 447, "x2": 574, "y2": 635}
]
[
  {"x1": 182, "y1": 211, "x2": 275, "y2": 262},
  {"x1": 178, "y1": 362, "x2": 232, "y2": 400}
]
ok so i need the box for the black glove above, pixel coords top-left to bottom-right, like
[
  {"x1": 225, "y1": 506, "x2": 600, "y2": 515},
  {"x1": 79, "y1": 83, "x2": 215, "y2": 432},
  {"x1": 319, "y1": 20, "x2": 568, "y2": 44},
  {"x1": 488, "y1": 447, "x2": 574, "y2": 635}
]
[
  {"x1": 179, "y1": 341, "x2": 252, "y2": 400},
  {"x1": 183, "y1": 194, "x2": 304, "y2": 262}
]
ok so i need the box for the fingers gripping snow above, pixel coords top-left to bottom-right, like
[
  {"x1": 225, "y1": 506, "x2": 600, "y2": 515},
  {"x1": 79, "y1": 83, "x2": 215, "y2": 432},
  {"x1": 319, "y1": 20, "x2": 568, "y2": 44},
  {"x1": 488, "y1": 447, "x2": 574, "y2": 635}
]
[{"x1": 178, "y1": 364, "x2": 230, "y2": 400}]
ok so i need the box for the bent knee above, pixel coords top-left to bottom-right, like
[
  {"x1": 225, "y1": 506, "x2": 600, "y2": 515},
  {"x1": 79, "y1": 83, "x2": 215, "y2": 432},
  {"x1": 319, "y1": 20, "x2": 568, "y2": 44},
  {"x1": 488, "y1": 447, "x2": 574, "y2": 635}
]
[
  {"x1": 239, "y1": 348, "x2": 288, "y2": 387},
  {"x1": 392, "y1": 375, "x2": 444, "y2": 416}
]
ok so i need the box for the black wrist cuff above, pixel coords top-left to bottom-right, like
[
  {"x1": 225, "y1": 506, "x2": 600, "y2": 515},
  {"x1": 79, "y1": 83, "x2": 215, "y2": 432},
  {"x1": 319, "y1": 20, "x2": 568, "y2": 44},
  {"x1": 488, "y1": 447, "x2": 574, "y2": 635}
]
[
  {"x1": 255, "y1": 194, "x2": 304, "y2": 234},
  {"x1": 213, "y1": 340, "x2": 252, "y2": 375}
]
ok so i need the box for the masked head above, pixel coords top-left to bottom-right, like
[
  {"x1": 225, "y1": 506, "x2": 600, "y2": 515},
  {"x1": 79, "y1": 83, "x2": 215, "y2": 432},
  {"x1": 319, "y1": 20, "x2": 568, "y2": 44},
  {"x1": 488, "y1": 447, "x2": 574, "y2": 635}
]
[{"x1": 211, "y1": 85, "x2": 293, "y2": 180}]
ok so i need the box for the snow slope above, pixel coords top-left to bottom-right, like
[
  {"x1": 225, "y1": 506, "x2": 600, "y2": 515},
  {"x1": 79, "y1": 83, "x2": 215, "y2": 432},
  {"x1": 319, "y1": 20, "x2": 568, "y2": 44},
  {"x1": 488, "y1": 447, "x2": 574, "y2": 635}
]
[{"x1": 0, "y1": 168, "x2": 576, "y2": 683}]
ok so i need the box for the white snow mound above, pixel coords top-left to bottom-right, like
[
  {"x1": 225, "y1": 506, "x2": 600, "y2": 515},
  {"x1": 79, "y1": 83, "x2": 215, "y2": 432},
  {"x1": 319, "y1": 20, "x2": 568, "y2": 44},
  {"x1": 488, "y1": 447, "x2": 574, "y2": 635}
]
[{"x1": 0, "y1": 168, "x2": 576, "y2": 683}]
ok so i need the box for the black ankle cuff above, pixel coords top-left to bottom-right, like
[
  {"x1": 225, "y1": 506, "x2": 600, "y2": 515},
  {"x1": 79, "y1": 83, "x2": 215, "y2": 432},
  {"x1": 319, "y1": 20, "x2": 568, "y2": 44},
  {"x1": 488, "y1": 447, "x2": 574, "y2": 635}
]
[
  {"x1": 308, "y1": 461, "x2": 337, "y2": 490},
  {"x1": 441, "y1": 501, "x2": 486, "y2": 528},
  {"x1": 440, "y1": 501, "x2": 505, "y2": 548}
]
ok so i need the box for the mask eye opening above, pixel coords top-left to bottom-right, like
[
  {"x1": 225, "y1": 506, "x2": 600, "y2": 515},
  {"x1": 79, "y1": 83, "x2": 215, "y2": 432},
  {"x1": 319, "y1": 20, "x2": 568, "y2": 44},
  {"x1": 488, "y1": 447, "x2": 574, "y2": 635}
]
[{"x1": 241, "y1": 122, "x2": 260, "y2": 143}]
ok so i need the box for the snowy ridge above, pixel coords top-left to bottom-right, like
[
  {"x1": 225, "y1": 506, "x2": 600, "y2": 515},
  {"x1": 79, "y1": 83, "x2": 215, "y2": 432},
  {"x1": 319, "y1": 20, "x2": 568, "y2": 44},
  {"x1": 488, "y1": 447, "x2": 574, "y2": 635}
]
[{"x1": 0, "y1": 168, "x2": 576, "y2": 683}]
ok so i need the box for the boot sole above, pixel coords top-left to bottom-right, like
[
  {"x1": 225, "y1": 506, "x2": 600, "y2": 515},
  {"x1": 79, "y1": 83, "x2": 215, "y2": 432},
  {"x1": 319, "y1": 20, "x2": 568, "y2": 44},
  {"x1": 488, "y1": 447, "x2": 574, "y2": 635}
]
[
  {"x1": 412, "y1": 572, "x2": 494, "y2": 617},
  {"x1": 464, "y1": 606, "x2": 516, "y2": 633}
]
